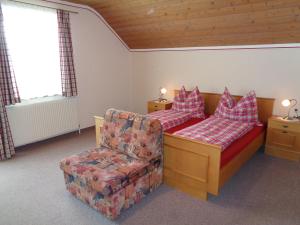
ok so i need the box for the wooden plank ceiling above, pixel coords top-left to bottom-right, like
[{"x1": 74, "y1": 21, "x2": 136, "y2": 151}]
[{"x1": 66, "y1": 0, "x2": 300, "y2": 49}]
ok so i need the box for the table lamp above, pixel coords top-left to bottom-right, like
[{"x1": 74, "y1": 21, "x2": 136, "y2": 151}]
[
  {"x1": 281, "y1": 99, "x2": 297, "y2": 120},
  {"x1": 159, "y1": 87, "x2": 167, "y2": 102}
]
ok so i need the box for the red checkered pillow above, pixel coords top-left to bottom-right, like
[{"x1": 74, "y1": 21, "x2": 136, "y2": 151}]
[
  {"x1": 172, "y1": 86, "x2": 205, "y2": 118},
  {"x1": 173, "y1": 86, "x2": 187, "y2": 102},
  {"x1": 217, "y1": 87, "x2": 236, "y2": 109},
  {"x1": 215, "y1": 88, "x2": 258, "y2": 123},
  {"x1": 172, "y1": 86, "x2": 187, "y2": 111}
]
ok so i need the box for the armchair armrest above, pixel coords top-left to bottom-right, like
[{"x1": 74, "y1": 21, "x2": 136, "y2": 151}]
[{"x1": 94, "y1": 116, "x2": 104, "y2": 147}]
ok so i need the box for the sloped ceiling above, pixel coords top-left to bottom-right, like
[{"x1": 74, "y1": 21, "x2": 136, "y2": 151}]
[{"x1": 65, "y1": 0, "x2": 300, "y2": 49}]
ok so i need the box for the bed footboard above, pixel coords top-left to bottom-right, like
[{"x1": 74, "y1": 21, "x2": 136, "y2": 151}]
[{"x1": 163, "y1": 133, "x2": 222, "y2": 200}]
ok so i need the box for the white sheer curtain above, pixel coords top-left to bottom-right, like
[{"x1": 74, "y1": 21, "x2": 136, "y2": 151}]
[{"x1": 2, "y1": 2, "x2": 61, "y2": 100}]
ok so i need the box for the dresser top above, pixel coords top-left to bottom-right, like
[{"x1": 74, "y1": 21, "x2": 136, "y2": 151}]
[
  {"x1": 270, "y1": 116, "x2": 300, "y2": 124},
  {"x1": 149, "y1": 100, "x2": 172, "y2": 105}
]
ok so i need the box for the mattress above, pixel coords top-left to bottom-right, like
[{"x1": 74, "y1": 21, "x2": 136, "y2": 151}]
[{"x1": 165, "y1": 116, "x2": 264, "y2": 168}]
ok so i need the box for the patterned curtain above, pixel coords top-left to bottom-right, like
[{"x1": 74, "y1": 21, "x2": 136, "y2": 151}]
[
  {"x1": 0, "y1": 4, "x2": 20, "y2": 160},
  {"x1": 0, "y1": 88, "x2": 15, "y2": 160},
  {"x1": 57, "y1": 9, "x2": 77, "y2": 97}
]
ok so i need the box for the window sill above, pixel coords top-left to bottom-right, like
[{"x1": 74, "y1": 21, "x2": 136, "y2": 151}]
[{"x1": 6, "y1": 95, "x2": 77, "y2": 107}]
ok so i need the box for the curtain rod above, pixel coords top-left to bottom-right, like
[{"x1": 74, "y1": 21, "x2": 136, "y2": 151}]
[{"x1": 7, "y1": 0, "x2": 79, "y2": 14}]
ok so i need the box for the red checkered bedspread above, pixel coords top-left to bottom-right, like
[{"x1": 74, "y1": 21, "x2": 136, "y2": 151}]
[
  {"x1": 173, "y1": 116, "x2": 254, "y2": 150},
  {"x1": 147, "y1": 109, "x2": 192, "y2": 131}
]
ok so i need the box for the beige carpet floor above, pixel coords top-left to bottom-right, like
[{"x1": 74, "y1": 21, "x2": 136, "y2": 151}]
[{"x1": 0, "y1": 129, "x2": 299, "y2": 225}]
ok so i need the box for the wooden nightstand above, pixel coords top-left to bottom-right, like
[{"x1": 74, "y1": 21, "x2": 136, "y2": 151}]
[
  {"x1": 265, "y1": 116, "x2": 300, "y2": 162},
  {"x1": 147, "y1": 100, "x2": 172, "y2": 113}
]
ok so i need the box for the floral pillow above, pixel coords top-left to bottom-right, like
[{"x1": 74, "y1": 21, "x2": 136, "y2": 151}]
[
  {"x1": 172, "y1": 86, "x2": 205, "y2": 118},
  {"x1": 215, "y1": 88, "x2": 259, "y2": 123}
]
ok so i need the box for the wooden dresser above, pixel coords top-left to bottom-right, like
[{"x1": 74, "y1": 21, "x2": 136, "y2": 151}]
[
  {"x1": 147, "y1": 100, "x2": 172, "y2": 113},
  {"x1": 265, "y1": 116, "x2": 300, "y2": 162}
]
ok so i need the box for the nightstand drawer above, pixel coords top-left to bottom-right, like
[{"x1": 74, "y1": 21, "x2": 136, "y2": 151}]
[
  {"x1": 265, "y1": 146, "x2": 300, "y2": 162},
  {"x1": 269, "y1": 119, "x2": 299, "y2": 133},
  {"x1": 266, "y1": 128, "x2": 297, "y2": 149},
  {"x1": 147, "y1": 100, "x2": 172, "y2": 113},
  {"x1": 148, "y1": 108, "x2": 160, "y2": 113},
  {"x1": 148, "y1": 102, "x2": 166, "y2": 110}
]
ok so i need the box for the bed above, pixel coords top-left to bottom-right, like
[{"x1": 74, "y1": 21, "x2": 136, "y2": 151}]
[
  {"x1": 163, "y1": 91, "x2": 274, "y2": 200},
  {"x1": 94, "y1": 91, "x2": 274, "y2": 200}
]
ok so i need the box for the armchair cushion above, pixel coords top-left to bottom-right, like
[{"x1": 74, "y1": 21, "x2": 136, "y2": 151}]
[
  {"x1": 101, "y1": 109, "x2": 136, "y2": 153},
  {"x1": 60, "y1": 146, "x2": 152, "y2": 196},
  {"x1": 127, "y1": 114, "x2": 162, "y2": 161},
  {"x1": 101, "y1": 109, "x2": 162, "y2": 162}
]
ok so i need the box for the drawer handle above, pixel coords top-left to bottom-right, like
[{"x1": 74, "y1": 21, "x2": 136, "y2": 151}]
[
  {"x1": 282, "y1": 125, "x2": 289, "y2": 128},
  {"x1": 154, "y1": 105, "x2": 158, "y2": 108},
  {"x1": 282, "y1": 131, "x2": 288, "y2": 134}
]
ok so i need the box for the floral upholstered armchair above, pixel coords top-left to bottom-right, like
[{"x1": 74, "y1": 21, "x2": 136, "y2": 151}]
[{"x1": 60, "y1": 109, "x2": 163, "y2": 219}]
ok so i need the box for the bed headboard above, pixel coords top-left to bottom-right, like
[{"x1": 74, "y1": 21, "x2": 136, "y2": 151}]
[{"x1": 174, "y1": 90, "x2": 275, "y2": 124}]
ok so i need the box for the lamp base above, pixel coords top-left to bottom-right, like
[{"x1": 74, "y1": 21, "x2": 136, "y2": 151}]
[
  {"x1": 282, "y1": 116, "x2": 300, "y2": 121},
  {"x1": 158, "y1": 98, "x2": 168, "y2": 102}
]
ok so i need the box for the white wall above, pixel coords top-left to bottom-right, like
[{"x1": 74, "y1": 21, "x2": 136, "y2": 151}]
[
  {"x1": 70, "y1": 9, "x2": 132, "y2": 128},
  {"x1": 27, "y1": 0, "x2": 132, "y2": 129},
  {"x1": 132, "y1": 48, "x2": 300, "y2": 117}
]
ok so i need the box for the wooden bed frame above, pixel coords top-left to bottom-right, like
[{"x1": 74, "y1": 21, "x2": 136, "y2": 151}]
[
  {"x1": 163, "y1": 91, "x2": 275, "y2": 200},
  {"x1": 94, "y1": 91, "x2": 274, "y2": 200}
]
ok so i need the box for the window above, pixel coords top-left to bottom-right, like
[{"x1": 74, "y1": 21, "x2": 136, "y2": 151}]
[{"x1": 2, "y1": 3, "x2": 61, "y2": 100}]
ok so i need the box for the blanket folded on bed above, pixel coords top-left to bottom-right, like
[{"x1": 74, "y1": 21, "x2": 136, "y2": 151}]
[
  {"x1": 173, "y1": 116, "x2": 254, "y2": 150},
  {"x1": 148, "y1": 109, "x2": 192, "y2": 131}
]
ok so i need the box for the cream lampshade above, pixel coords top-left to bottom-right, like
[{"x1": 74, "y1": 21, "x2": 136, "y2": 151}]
[
  {"x1": 281, "y1": 99, "x2": 291, "y2": 107},
  {"x1": 160, "y1": 88, "x2": 167, "y2": 95},
  {"x1": 159, "y1": 87, "x2": 167, "y2": 102},
  {"x1": 281, "y1": 99, "x2": 297, "y2": 120}
]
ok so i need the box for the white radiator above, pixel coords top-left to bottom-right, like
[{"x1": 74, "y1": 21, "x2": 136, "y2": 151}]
[{"x1": 6, "y1": 96, "x2": 80, "y2": 147}]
